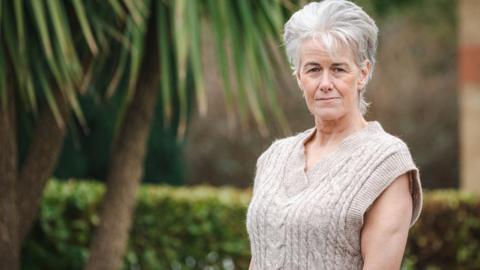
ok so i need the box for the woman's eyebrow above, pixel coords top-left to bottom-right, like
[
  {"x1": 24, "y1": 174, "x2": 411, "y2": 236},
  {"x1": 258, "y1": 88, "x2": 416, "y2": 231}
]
[
  {"x1": 303, "y1": 62, "x2": 320, "y2": 67},
  {"x1": 331, "y1": 62, "x2": 349, "y2": 67}
]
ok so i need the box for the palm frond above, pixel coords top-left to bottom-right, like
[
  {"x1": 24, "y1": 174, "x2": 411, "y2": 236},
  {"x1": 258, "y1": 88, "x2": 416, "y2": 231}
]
[
  {"x1": 2, "y1": 0, "x2": 294, "y2": 137},
  {"x1": 2, "y1": 0, "x2": 134, "y2": 128},
  {"x1": 173, "y1": 0, "x2": 190, "y2": 139},
  {"x1": 187, "y1": 0, "x2": 208, "y2": 117},
  {"x1": 72, "y1": 0, "x2": 99, "y2": 55},
  {"x1": 206, "y1": 0, "x2": 236, "y2": 129},
  {"x1": 157, "y1": 1, "x2": 173, "y2": 127}
]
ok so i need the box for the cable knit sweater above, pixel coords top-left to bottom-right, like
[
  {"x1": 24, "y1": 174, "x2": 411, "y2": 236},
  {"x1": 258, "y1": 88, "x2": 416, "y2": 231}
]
[{"x1": 246, "y1": 121, "x2": 422, "y2": 270}]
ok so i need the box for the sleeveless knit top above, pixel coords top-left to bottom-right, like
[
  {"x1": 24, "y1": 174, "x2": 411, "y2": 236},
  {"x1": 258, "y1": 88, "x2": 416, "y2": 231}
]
[{"x1": 246, "y1": 121, "x2": 423, "y2": 270}]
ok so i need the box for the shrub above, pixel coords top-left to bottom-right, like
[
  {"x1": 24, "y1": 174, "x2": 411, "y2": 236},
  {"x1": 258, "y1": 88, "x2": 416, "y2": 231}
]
[
  {"x1": 406, "y1": 190, "x2": 480, "y2": 270},
  {"x1": 22, "y1": 180, "x2": 480, "y2": 270}
]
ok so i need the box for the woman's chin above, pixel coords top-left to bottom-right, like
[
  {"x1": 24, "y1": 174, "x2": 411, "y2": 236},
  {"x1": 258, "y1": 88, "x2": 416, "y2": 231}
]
[{"x1": 313, "y1": 108, "x2": 345, "y2": 121}]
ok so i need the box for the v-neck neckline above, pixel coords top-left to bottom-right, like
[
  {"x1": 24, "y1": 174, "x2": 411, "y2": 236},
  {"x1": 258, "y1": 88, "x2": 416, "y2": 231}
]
[
  {"x1": 299, "y1": 121, "x2": 381, "y2": 181},
  {"x1": 280, "y1": 121, "x2": 382, "y2": 199}
]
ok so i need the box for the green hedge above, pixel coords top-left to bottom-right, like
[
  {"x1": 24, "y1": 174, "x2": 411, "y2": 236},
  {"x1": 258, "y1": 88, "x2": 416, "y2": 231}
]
[
  {"x1": 22, "y1": 180, "x2": 480, "y2": 270},
  {"x1": 406, "y1": 191, "x2": 480, "y2": 270}
]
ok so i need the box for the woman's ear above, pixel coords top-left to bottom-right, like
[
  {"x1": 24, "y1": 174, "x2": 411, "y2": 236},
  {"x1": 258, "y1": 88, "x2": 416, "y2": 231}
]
[
  {"x1": 358, "y1": 60, "x2": 371, "y2": 89},
  {"x1": 296, "y1": 69, "x2": 303, "y2": 90}
]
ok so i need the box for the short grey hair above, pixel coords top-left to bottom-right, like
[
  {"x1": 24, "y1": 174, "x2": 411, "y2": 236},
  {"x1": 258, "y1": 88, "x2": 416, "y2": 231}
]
[{"x1": 283, "y1": 0, "x2": 379, "y2": 115}]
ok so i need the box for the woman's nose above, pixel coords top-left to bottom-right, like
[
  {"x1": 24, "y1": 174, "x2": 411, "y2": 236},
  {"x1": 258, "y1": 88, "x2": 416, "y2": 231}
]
[{"x1": 318, "y1": 71, "x2": 333, "y2": 92}]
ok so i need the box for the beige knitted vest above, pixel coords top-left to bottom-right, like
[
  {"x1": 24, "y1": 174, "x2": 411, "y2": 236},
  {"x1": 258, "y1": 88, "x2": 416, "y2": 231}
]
[{"x1": 246, "y1": 121, "x2": 422, "y2": 270}]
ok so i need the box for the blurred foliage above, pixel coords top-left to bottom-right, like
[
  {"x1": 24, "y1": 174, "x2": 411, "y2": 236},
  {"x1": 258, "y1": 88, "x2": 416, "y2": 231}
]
[
  {"x1": 0, "y1": 0, "x2": 127, "y2": 123},
  {"x1": 353, "y1": 0, "x2": 455, "y2": 20},
  {"x1": 407, "y1": 190, "x2": 480, "y2": 269},
  {"x1": 185, "y1": 0, "x2": 458, "y2": 189},
  {"x1": 8, "y1": 0, "x2": 457, "y2": 188},
  {"x1": 366, "y1": 0, "x2": 458, "y2": 189},
  {"x1": 52, "y1": 90, "x2": 187, "y2": 185},
  {"x1": 4, "y1": 0, "x2": 293, "y2": 185},
  {"x1": 22, "y1": 180, "x2": 480, "y2": 270}
]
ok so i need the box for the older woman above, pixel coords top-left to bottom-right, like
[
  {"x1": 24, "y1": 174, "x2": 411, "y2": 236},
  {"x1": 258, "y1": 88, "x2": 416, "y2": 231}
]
[{"x1": 246, "y1": 0, "x2": 423, "y2": 269}]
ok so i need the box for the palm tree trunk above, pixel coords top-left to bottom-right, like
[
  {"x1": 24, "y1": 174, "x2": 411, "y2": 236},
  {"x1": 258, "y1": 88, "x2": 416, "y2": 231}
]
[
  {"x1": 0, "y1": 87, "x2": 19, "y2": 270},
  {"x1": 84, "y1": 13, "x2": 159, "y2": 270},
  {"x1": 0, "y1": 86, "x2": 69, "y2": 270},
  {"x1": 17, "y1": 90, "x2": 69, "y2": 242}
]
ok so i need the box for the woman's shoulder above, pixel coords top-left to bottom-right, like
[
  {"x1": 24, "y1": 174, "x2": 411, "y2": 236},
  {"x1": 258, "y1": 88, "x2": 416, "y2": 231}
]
[
  {"x1": 364, "y1": 121, "x2": 412, "y2": 153},
  {"x1": 256, "y1": 128, "x2": 311, "y2": 165},
  {"x1": 265, "y1": 127, "x2": 312, "y2": 152}
]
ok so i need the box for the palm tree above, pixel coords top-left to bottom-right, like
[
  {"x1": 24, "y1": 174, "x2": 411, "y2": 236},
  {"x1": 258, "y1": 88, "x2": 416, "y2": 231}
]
[
  {"x1": 0, "y1": 0, "x2": 127, "y2": 268},
  {"x1": 0, "y1": 0, "x2": 292, "y2": 269}
]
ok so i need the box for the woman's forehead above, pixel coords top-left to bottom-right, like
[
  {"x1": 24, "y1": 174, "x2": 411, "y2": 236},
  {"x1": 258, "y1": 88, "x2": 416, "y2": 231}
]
[{"x1": 299, "y1": 38, "x2": 354, "y2": 64}]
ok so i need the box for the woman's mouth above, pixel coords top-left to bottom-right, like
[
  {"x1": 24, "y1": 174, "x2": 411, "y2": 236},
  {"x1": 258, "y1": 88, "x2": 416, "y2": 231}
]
[{"x1": 315, "y1": 97, "x2": 340, "y2": 100}]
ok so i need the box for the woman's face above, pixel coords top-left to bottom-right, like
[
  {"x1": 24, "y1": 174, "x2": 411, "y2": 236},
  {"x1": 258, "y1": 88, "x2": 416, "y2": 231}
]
[{"x1": 296, "y1": 38, "x2": 370, "y2": 121}]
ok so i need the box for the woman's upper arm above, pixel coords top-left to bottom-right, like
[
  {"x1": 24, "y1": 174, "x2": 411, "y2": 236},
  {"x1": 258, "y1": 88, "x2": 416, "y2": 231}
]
[{"x1": 360, "y1": 173, "x2": 412, "y2": 270}]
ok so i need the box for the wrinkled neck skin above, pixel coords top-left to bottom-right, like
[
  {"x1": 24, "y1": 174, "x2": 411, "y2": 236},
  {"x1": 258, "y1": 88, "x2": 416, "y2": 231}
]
[{"x1": 312, "y1": 109, "x2": 367, "y2": 147}]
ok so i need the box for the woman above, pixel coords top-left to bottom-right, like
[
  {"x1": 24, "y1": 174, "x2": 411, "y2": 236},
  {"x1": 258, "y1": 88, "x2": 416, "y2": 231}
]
[{"x1": 246, "y1": 0, "x2": 423, "y2": 269}]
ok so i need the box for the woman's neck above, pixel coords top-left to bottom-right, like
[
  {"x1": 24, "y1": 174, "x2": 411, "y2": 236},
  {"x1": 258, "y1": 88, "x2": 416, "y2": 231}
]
[{"x1": 312, "y1": 113, "x2": 367, "y2": 147}]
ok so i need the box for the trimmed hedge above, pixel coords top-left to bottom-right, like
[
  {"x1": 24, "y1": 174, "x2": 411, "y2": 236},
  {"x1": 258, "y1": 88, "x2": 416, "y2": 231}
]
[
  {"x1": 406, "y1": 191, "x2": 480, "y2": 269},
  {"x1": 22, "y1": 180, "x2": 480, "y2": 270}
]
